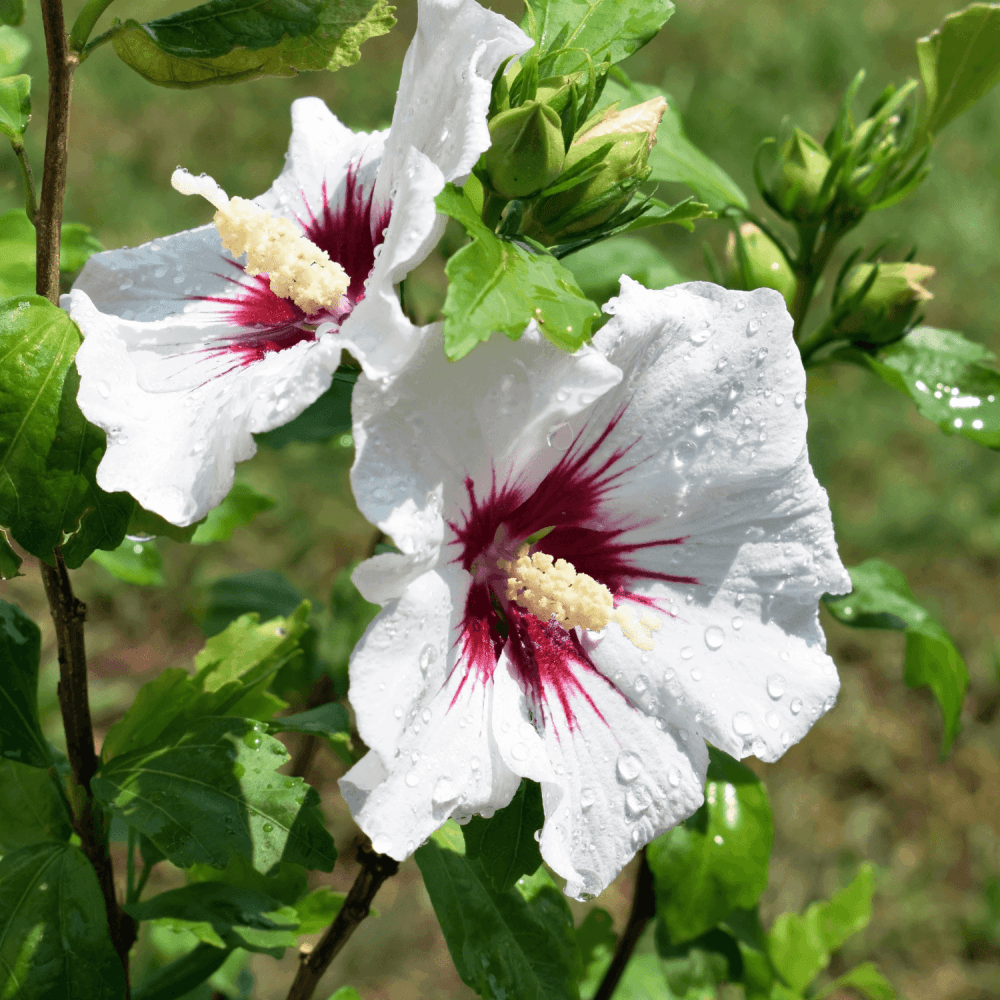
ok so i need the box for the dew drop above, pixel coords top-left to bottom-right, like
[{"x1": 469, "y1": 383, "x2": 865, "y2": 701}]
[
  {"x1": 767, "y1": 673, "x2": 785, "y2": 699},
  {"x1": 580, "y1": 787, "x2": 595, "y2": 810},
  {"x1": 732, "y1": 712, "x2": 754, "y2": 736},
  {"x1": 393, "y1": 705, "x2": 403, "y2": 719},
  {"x1": 704, "y1": 626, "x2": 725, "y2": 650},
  {"x1": 262, "y1": 823, "x2": 274, "y2": 833},
  {"x1": 634, "y1": 674, "x2": 649, "y2": 693},
  {"x1": 727, "y1": 380, "x2": 744, "y2": 402},
  {"x1": 421, "y1": 708, "x2": 432, "y2": 724},
  {"x1": 667, "y1": 766, "x2": 681, "y2": 787},
  {"x1": 680, "y1": 646, "x2": 694, "y2": 659},
  {"x1": 405, "y1": 771, "x2": 419, "y2": 787},
  {"x1": 616, "y1": 751, "x2": 642, "y2": 783},
  {"x1": 765, "y1": 710, "x2": 780, "y2": 729},
  {"x1": 547, "y1": 422, "x2": 574, "y2": 450},
  {"x1": 419, "y1": 643, "x2": 437, "y2": 671},
  {"x1": 673, "y1": 440, "x2": 698, "y2": 466},
  {"x1": 470, "y1": 756, "x2": 481, "y2": 770},
  {"x1": 781, "y1": 730, "x2": 791, "y2": 747},
  {"x1": 432, "y1": 777, "x2": 456, "y2": 805},
  {"x1": 794, "y1": 391, "x2": 805, "y2": 407},
  {"x1": 690, "y1": 667, "x2": 703, "y2": 681},
  {"x1": 736, "y1": 299, "x2": 747, "y2": 311},
  {"x1": 626, "y1": 784, "x2": 653, "y2": 815},
  {"x1": 511, "y1": 742, "x2": 527, "y2": 760},
  {"x1": 790, "y1": 697, "x2": 803, "y2": 715},
  {"x1": 746, "y1": 318, "x2": 760, "y2": 336},
  {"x1": 694, "y1": 409, "x2": 718, "y2": 437}
]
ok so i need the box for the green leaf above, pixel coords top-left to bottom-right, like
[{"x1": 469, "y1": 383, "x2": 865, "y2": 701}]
[
  {"x1": 816, "y1": 962, "x2": 897, "y2": 1000},
  {"x1": 125, "y1": 882, "x2": 299, "y2": 956},
  {"x1": 437, "y1": 183, "x2": 601, "y2": 359},
  {"x1": 563, "y1": 235, "x2": 683, "y2": 303},
  {"x1": 523, "y1": 0, "x2": 673, "y2": 76},
  {"x1": 415, "y1": 831, "x2": 580, "y2": 1000},
  {"x1": 90, "y1": 537, "x2": 166, "y2": 586},
  {"x1": 0, "y1": 598, "x2": 51, "y2": 768},
  {"x1": 320, "y1": 563, "x2": 379, "y2": 694},
  {"x1": 132, "y1": 941, "x2": 233, "y2": 1000},
  {"x1": 0, "y1": 0, "x2": 23, "y2": 26},
  {"x1": 768, "y1": 865, "x2": 875, "y2": 995},
  {"x1": 111, "y1": 0, "x2": 395, "y2": 89},
  {"x1": 0, "y1": 842, "x2": 127, "y2": 997},
  {"x1": 657, "y1": 927, "x2": 742, "y2": 1000},
  {"x1": 0, "y1": 25, "x2": 28, "y2": 75},
  {"x1": 0, "y1": 211, "x2": 103, "y2": 297},
  {"x1": 0, "y1": 529, "x2": 21, "y2": 578},
  {"x1": 837, "y1": 327, "x2": 1000, "y2": 448},
  {"x1": 619, "y1": 196, "x2": 713, "y2": 233},
  {"x1": 187, "y1": 853, "x2": 309, "y2": 906},
  {"x1": 0, "y1": 296, "x2": 134, "y2": 566},
  {"x1": 607, "y1": 953, "x2": 670, "y2": 1000},
  {"x1": 102, "y1": 604, "x2": 310, "y2": 760},
  {"x1": 199, "y1": 568, "x2": 306, "y2": 637},
  {"x1": 917, "y1": 3, "x2": 1000, "y2": 137},
  {"x1": 823, "y1": 559, "x2": 969, "y2": 752},
  {"x1": 256, "y1": 366, "x2": 357, "y2": 447},
  {"x1": 127, "y1": 503, "x2": 201, "y2": 543},
  {"x1": 267, "y1": 702, "x2": 350, "y2": 737},
  {"x1": 601, "y1": 73, "x2": 748, "y2": 210},
  {"x1": 0, "y1": 758, "x2": 71, "y2": 852},
  {"x1": 463, "y1": 779, "x2": 544, "y2": 893},
  {"x1": 575, "y1": 908, "x2": 616, "y2": 995},
  {"x1": 647, "y1": 748, "x2": 772, "y2": 944},
  {"x1": 0, "y1": 72, "x2": 29, "y2": 141},
  {"x1": 294, "y1": 886, "x2": 346, "y2": 933},
  {"x1": 328, "y1": 989, "x2": 362, "y2": 1000},
  {"x1": 191, "y1": 483, "x2": 275, "y2": 544},
  {"x1": 92, "y1": 715, "x2": 337, "y2": 873}
]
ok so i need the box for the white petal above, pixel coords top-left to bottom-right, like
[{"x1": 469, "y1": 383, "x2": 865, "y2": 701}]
[
  {"x1": 376, "y1": 0, "x2": 532, "y2": 200},
  {"x1": 70, "y1": 289, "x2": 338, "y2": 525},
  {"x1": 347, "y1": 568, "x2": 454, "y2": 765},
  {"x1": 531, "y1": 666, "x2": 706, "y2": 899},
  {"x1": 581, "y1": 279, "x2": 849, "y2": 760},
  {"x1": 340, "y1": 667, "x2": 520, "y2": 861},
  {"x1": 351, "y1": 322, "x2": 621, "y2": 543}
]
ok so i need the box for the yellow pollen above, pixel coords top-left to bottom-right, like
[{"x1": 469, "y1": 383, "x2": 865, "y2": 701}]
[
  {"x1": 171, "y1": 167, "x2": 349, "y2": 316},
  {"x1": 498, "y1": 544, "x2": 661, "y2": 650}
]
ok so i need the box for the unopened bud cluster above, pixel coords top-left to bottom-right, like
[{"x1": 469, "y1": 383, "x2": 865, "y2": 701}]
[{"x1": 836, "y1": 261, "x2": 935, "y2": 344}]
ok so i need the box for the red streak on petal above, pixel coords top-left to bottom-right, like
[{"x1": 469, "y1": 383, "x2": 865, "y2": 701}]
[
  {"x1": 448, "y1": 405, "x2": 700, "y2": 728},
  {"x1": 505, "y1": 605, "x2": 613, "y2": 732},
  {"x1": 190, "y1": 163, "x2": 393, "y2": 371}
]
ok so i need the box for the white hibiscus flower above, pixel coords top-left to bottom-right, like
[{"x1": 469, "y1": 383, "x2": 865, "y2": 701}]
[
  {"x1": 340, "y1": 279, "x2": 851, "y2": 899},
  {"x1": 65, "y1": 0, "x2": 530, "y2": 526}
]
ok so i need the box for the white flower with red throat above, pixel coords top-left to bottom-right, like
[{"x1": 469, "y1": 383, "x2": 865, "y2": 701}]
[
  {"x1": 64, "y1": 0, "x2": 530, "y2": 527},
  {"x1": 340, "y1": 279, "x2": 850, "y2": 899}
]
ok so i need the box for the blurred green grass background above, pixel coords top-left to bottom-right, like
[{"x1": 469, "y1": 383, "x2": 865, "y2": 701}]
[{"x1": 2, "y1": 0, "x2": 999, "y2": 997}]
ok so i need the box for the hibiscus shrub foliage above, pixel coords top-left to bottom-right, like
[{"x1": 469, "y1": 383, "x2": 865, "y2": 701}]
[{"x1": 0, "y1": 0, "x2": 997, "y2": 998}]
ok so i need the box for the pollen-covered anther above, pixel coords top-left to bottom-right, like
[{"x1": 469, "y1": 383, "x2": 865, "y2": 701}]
[
  {"x1": 170, "y1": 167, "x2": 349, "y2": 316},
  {"x1": 498, "y1": 545, "x2": 661, "y2": 650}
]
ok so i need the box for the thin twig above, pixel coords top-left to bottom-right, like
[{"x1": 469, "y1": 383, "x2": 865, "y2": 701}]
[
  {"x1": 36, "y1": 0, "x2": 77, "y2": 305},
  {"x1": 40, "y1": 551, "x2": 135, "y2": 980},
  {"x1": 12, "y1": 142, "x2": 37, "y2": 224},
  {"x1": 592, "y1": 851, "x2": 657, "y2": 1000},
  {"x1": 285, "y1": 843, "x2": 399, "y2": 1000}
]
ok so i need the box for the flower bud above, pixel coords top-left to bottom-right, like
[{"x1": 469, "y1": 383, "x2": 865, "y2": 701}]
[
  {"x1": 838, "y1": 261, "x2": 935, "y2": 343},
  {"x1": 482, "y1": 101, "x2": 566, "y2": 199},
  {"x1": 522, "y1": 96, "x2": 667, "y2": 243},
  {"x1": 725, "y1": 223, "x2": 796, "y2": 308},
  {"x1": 772, "y1": 127, "x2": 833, "y2": 220}
]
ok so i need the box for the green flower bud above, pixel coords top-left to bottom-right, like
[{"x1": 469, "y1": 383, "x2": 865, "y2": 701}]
[
  {"x1": 522, "y1": 96, "x2": 667, "y2": 244},
  {"x1": 838, "y1": 261, "x2": 935, "y2": 343},
  {"x1": 772, "y1": 127, "x2": 833, "y2": 220},
  {"x1": 725, "y1": 223, "x2": 796, "y2": 308},
  {"x1": 482, "y1": 101, "x2": 565, "y2": 199}
]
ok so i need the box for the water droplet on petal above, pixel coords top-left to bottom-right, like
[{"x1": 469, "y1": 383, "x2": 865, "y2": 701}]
[
  {"x1": 673, "y1": 440, "x2": 698, "y2": 466},
  {"x1": 580, "y1": 787, "x2": 596, "y2": 810},
  {"x1": 616, "y1": 751, "x2": 642, "y2": 783},
  {"x1": 547, "y1": 422, "x2": 574, "y2": 450},
  {"x1": 694, "y1": 409, "x2": 718, "y2": 437},
  {"x1": 634, "y1": 674, "x2": 649, "y2": 693},
  {"x1": 757, "y1": 347, "x2": 769, "y2": 362},
  {"x1": 405, "y1": 771, "x2": 419, "y2": 788},
  {"x1": 393, "y1": 705, "x2": 403, "y2": 719},
  {"x1": 690, "y1": 667, "x2": 703, "y2": 681},
  {"x1": 704, "y1": 626, "x2": 724, "y2": 650},
  {"x1": 419, "y1": 643, "x2": 437, "y2": 671},
  {"x1": 794, "y1": 391, "x2": 805, "y2": 407},
  {"x1": 680, "y1": 646, "x2": 694, "y2": 659},
  {"x1": 470, "y1": 757, "x2": 481, "y2": 770},
  {"x1": 746, "y1": 318, "x2": 760, "y2": 336},
  {"x1": 626, "y1": 784, "x2": 653, "y2": 816},
  {"x1": 731, "y1": 616, "x2": 743, "y2": 630},
  {"x1": 790, "y1": 697, "x2": 803, "y2": 715},
  {"x1": 667, "y1": 766, "x2": 681, "y2": 787},
  {"x1": 732, "y1": 712, "x2": 754, "y2": 736},
  {"x1": 511, "y1": 742, "x2": 527, "y2": 761},
  {"x1": 780, "y1": 730, "x2": 791, "y2": 747},
  {"x1": 728, "y1": 381, "x2": 744, "y2": 402},
  {"x1": 432, "y1": 777, "x2": 456, "y2": 805},
  {"x1": 765, "y1": 710, "x2": 780, "y2": 729},
  {"x1": 767, "y1": 674, "x2": 785, "y2": 699}
]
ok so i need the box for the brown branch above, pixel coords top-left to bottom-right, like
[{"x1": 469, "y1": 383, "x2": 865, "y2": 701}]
[
  {"x1": 36, "y1": 0, "x2": 77, "y2": 304},
  {"x1": 285, "y1": 843, "x2": 399, "y2": 1000},
  {"x1": 593, "y1": 850, "x2": 657, "y2": 1000},
  {"x1": 40, "y1": 551, "x2": 134, "y2": 984}
]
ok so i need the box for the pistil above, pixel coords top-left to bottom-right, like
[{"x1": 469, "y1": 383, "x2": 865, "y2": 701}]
[
  {"x1": 498, "y1": 544, "x2": 662, "y2": 650},
  {"x1": 172, "y1": 168, "x2": 349, "y2": 316}
]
